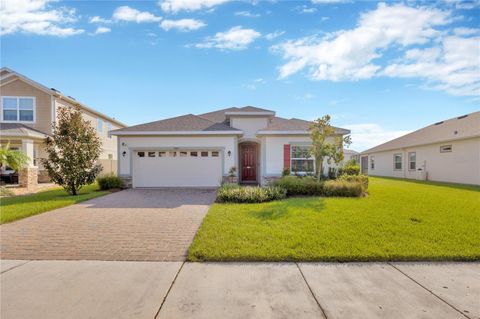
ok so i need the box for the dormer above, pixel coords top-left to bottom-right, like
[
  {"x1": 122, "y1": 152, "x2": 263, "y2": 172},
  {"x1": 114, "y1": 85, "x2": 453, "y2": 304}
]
[{"x1": 225, "y1": 106, "x2": 275, "y2": 138}]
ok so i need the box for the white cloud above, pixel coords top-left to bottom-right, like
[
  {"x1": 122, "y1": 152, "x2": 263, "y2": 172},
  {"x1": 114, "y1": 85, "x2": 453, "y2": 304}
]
[
  {"x1": 195, "y1": 26, "x2": 261, "y2": 50},
  {"x1": 160, "y1": 19, "x2": 206, "y2": 31},
  {"x1": 345, "y1": 123, "x2": 411, "y2": 151},
  {"x1": 89, "y1": 16, "x2": 112, "y2": 24},
  {"x1": 311, "y1": 0, "x2": 349, "y2": 3},
  {"x1": 93, "y1": 26, "x2": 111, "y2": 35},
  {"x1": 113, "y1": 6, "x2": 161, "y2": 23},
  {"x1": 274, "y1": 3, "x2": 451, "y2": 81},
  {"x1": 453, "y1": 27, "x2": 480, "y2": 36},
  {"x1": 295, "y1": 5, "x2": 318, "y2": 14},
  {"x1": 243, "y1": 78, "x2": 266, "y2": 90},
  {"x1": 160, "y1": 0, "x2": 229, "y2": 13},
  {"x1": 235, "y1": 11, "x2": 260, "y2": 18},
  {"x1": 265, "y1": 30, "x2": 285, "y2": 41},
  {"x1": 383, "y1": 35, "x2": 480, "y2": 97},
  {"x1": 0, "y1": 0, "x2": 84, "y2": 36}
]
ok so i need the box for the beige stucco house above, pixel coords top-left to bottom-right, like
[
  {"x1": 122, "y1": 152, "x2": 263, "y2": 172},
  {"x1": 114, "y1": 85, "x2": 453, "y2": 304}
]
[
  {"x1": 112, "y1": 106, "x2": 350, "y2": 188},
  {"x1": 360, "y1": 111, "x2": 480, "y2": 185},
  {"x1": 0, "y1": 67, "x2": 126, "y2": 187}
]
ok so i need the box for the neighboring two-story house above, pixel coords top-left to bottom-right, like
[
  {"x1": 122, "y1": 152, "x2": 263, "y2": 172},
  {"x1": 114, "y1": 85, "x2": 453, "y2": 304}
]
[
  {"x1": 112, "y1": 106, "x2": 350, "y2": 188},
  {"x1": 0, "y1": 67, "x2": 125, "y2": 186}
]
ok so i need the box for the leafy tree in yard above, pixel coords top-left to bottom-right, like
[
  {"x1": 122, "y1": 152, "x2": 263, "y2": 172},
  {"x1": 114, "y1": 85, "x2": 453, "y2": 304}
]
[
  {"x1": 309, "y1": 115, "x2": 352, "y2": 181},
  {"x1": 0, "y1": 142, "x2": 29, "y2": 171},
  {"x1": 42, "y1": 106, "x2": 102, "y2": 195}
]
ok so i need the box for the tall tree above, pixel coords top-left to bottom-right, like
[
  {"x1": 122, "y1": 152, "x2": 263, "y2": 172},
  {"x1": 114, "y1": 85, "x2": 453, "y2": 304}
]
[
  {"x1": 0, "y1": 142, "x2": 29, "y2": 171},
  {"x1": 309, "y1": 115, "x2": 352, "y2": 180},
  {"x1": 42, "y1": 106, "x2": 102, "y2": 195}
]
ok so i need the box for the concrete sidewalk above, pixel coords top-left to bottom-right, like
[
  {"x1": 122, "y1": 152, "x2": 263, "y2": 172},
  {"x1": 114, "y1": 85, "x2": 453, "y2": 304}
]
[{"x1": 1, "y1": 260, "x2": 478, "y2": 319}]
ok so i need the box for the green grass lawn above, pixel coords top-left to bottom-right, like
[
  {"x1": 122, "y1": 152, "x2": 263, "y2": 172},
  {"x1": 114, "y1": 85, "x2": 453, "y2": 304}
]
[
  {"x1": 1, "y1": 184, "x2": 110, "y2": 224},
  {"x1": 189, "y1": 177, "x2": 480, "y2": 262}
]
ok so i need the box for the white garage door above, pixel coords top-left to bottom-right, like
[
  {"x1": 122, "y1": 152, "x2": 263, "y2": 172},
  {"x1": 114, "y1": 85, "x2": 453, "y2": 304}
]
[{"x1": 132, "y1": 150, "x2": 222, "y2": 187}]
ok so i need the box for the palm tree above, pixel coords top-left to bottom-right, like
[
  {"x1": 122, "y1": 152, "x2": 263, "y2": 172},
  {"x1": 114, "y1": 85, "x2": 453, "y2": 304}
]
[{"x1": 0, "y1": 143, "x2": 29, "y2": 172}]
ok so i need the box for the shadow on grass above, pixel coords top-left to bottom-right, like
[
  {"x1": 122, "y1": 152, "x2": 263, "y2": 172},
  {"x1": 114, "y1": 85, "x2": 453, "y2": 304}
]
[
  {"x1": 373, "y1": 176, "x2": 480, "y2": 192},
  {"x1": 249, "y1": 198, "x2": 326, "y2": 220}
]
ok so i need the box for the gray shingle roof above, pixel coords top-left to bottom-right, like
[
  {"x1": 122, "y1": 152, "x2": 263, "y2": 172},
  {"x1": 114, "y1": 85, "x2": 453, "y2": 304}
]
[
  {"x1": 261, "y1": 117, "x2": 350, "y2": 134},
  {"x1": 112, "y1": 114, "x2": 241, "y2": 133},
  {"x1": 0, "y1": 123, "x2": 50, "y2": 138},
  {"x1": 362, "y1": 111, "x2": 480, "y2": 154},
  {"x1": 198, "y1": 106, "x2": 275, "y2": 123}
]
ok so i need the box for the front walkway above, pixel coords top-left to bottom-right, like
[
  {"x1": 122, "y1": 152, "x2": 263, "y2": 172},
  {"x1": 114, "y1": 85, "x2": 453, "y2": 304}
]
[
  {"x1": 0, "y1": 188, "x2": 216, "y2": 261},
  {"x1": 1, "y1": 261, "x2": 477, "y2": 319}
]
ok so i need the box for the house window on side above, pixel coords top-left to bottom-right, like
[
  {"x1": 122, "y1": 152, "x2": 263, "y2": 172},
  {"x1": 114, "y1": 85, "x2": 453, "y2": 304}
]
[
  {"x1": 138, "y1": 151, "x2": 145, "y2": 157},
  {"x1": 201, "y1": 151, "x2": 209, "y2": 157},
  {"x1": 370, "y1": 156, "x2": 375, "y2": 170},
  {"x1": 179, "y1": 151, "x2": 188, "y2": 157},
  {"x1": 97, "y1": 119, "x2": 103, "y2": 133},
  {"x1": 393, "y1": 154, "x2": 402, "y2": 170},
  {"x1": 2, "y1": 97, "x2": 35, "y2": 122},
  {"x1": 148, "y1": 152, "x2": 156, "y2": 157},
  {"x1": 159, "y1": 151, "x2": 166, "y2": 157},
  {"x1": 190, "y1": 151, "x2": 198, "y2": 157},
  {"x1": 290, "y1": 145, "x2": 314, "y2": 174},
  {"x1": 440, "y1": 145, "x2": 452, "y2": 153},
  {"x1": 211, "y1": 151, "x2": 219, "y2": 157},
  {"x1": 107, "y1": 123, "x2": 112, "y2": 138},
  {"x1": 108, "y1": 154, "x2": 113, "y2": 160},
  {"x1": 408, "y1": 152, "x2": 416, "y2": 170}
]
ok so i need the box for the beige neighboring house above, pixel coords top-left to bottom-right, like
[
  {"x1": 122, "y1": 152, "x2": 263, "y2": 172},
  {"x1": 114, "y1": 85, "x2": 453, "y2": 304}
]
[
  {"x1": 112, "y1": 106, "x2": 350, "y2": 188},
  {"x1": 360, "y1": 111, "x2": 480, "y2": 185},
  {"x1": 0, "y1": 67, "x2": 126, "y2": 188}
]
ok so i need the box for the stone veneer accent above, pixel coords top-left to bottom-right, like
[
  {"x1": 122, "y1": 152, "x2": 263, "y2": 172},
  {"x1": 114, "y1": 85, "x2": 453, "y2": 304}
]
[
  {"x1": 19, "y1": 167, "x2": 38, "y2": 190},
  {"x1": 222, "y1": 176, "x2": 239, "y2": 184},
  {"x1": 38, "y1": 170, "x2": 51, "y2": 183},
  {"x1": 120, "y1": 176, "x2": 133, "y2": 188},
  {"x1": 263, "y1": 176, "x2": 281, "y2": 185}
]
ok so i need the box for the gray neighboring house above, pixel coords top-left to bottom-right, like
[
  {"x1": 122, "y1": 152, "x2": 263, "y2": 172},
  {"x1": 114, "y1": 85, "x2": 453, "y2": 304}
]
[{"x1": 360, "y1": 111, "x2": 480, "y2": 185}]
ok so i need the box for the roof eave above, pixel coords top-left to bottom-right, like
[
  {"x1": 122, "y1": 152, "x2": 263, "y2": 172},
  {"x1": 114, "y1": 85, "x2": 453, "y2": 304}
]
[{"x1": 111, "y1": 130, "x2": 244, "y2": 136}]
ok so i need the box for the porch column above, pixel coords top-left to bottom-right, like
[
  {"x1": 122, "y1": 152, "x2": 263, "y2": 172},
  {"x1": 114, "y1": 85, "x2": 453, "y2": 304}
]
[{"x1": 19, "y1": 139, "x2": 38, "y2": 190}]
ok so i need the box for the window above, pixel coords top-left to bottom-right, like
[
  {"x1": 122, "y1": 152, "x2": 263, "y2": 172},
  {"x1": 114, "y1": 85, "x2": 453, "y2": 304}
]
[
  {"x1": 201, "y1": 151, "x2": 209, "y2": 157},
  {"x1": 168, "y1": 151, "x2": 177, "y2": 157},
  {"x1": 190, "y1": 151, "x2": 198, "y2": 157},
  {"x1": 159, "y1": 151, "x2": 166, "y2": 157},
  {"x1": 370, "y1": 156, "x2": 375, "y2": 170},
  {"x1": 211, "y1": 151, "x2": 219, "y2": 157},
  {"x1": 148, "y1": 152, "x2": 156, "y2": 157},
  {"x1": 107, "y1": 123, "x2": 112, "y2": 138},
  {"x1": 179, "y1": 151, "x2": 187, "y2": 157},
  {"x1": 137, "y1": 152, "x2": 145, "y2": 157},
  {"x1": 440, "y1": 145, "x2": 452, "y2": 153},
  {"x1": 393, "y1": 154, "x2": 402, "y2": 170},
  {"x1": 2, "y1": 97, "x2": 35, "y2": 122},
  {"x1": 291, "y1": 145, "x2": 314, "y2": 173},
  {"x1": 108, "y1": 154, "x2": 113, "y2": 160},
  {"x1": 408, "y1": 152, "x2": 416, "y2": 170},
  {"x1": 97, "y1": 119, "x2": 103, "y2": 132}
]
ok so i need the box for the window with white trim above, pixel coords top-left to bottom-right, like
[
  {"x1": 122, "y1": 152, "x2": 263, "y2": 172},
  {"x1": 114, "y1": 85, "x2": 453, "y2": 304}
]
[
  {"x1": 2, "y1": 97, "x2": 35, "y2": 122},
  {"x1": 440, "y1": 145, "x2": 452, "y2": 153},
  {"x1": 393, "y1": 154, "x2": 402, "y2": 170},
  {"x1": 291, "y1": 145, "x2": 314, "y2": 173},
  {"x1": 97, "y1": 119, "x2": 103, "y2": 132},
  {"x1": 370, "y1": 156, "x2": 375, "y2": 170},
  {"x1": 107, "y1": 122, "x2": 112, "y2": 138},
  {"x1": 408, "y1": 152, "x2": 416, "y2": 170}
]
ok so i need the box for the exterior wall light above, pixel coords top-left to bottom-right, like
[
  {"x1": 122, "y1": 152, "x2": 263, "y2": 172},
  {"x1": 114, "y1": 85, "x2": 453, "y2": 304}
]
[
  {"x1": 122, "y1": 151, "x2": 127, "y2": 157},
  {"x1": 227, "y1": 150, "x2": 231, "y2": 157}
]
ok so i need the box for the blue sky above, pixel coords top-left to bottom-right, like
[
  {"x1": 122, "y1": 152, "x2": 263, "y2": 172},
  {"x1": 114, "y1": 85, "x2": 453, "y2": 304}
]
[{"x1": 2, "y1": 0, "x2": 479, "y2": 151}]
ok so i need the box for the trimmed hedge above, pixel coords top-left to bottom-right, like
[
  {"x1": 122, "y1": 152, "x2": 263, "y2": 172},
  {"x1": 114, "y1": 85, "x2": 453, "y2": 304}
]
[
  {"x1": 338, "y1": 164, "x2": 360, "y2": 176},
  {"x1": 216, "y1": 184, "x2": 287, "y2": 203},
  {"x1": 272, "y1": 176, "x2": 323, "y2": 196},
  {"x1": 97, "y1": 174, "x2": 124, "y2": 190}
]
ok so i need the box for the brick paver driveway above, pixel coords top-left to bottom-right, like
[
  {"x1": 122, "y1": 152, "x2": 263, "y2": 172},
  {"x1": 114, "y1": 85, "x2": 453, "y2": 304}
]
[{"x1": 0, "y1": 188, "x2": 216, "y2": 261}]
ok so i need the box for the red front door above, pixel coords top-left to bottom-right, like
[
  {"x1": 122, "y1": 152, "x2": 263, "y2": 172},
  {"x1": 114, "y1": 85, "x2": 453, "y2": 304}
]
[{"x1": 241, "y1": 144, "x2": 257, "y2": 182}]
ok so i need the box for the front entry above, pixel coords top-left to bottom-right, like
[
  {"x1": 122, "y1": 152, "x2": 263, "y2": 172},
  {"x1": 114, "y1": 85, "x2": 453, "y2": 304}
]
[{"x1": 240, "y1": 143, "x2": 257, "y2": 183}]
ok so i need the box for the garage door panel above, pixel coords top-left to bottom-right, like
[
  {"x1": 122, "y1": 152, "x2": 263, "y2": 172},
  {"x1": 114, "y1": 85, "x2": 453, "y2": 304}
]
[{"x1": 133, "y1": 151, "x2": 222, "y2": 187}]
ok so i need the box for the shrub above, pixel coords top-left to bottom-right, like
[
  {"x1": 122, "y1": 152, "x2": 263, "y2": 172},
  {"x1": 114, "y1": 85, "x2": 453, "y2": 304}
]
[
  {"x1": 282, "y1": 167, "x2": 290, "y2": 177},
  {"x1": 339, "y1": 163, "x2": 360, "y2": 176},
  {"x1": 323, "y1": 180, "x2": 364, "y2": 197},
  {"x1": 0, "y1": 186, "x2": 14, "y2": 197},
  {"x1": 97, "y1": 174, "x2": 124, "y2": 190},
  {"x1": 338, "y1": 174, "x2": 369, "y2": 191},
  {"x1": 216, "y1": 184, "x2": 286, "y2": 203},
  {"x1": 272, "y1": 176, "x2": 323, "y2": 196}
]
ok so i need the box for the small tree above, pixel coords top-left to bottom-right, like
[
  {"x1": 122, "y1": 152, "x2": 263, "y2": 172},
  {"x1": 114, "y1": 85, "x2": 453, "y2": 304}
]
[
  {"x1": 0, "y1": 142, "x2": 30, "y2": 172},
  {"x1": 309, "y1": 115, "x2": 351, "y2": 181},
  {"x1": 42, "y1": 106, "x2": 102, "y2": 195}
]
